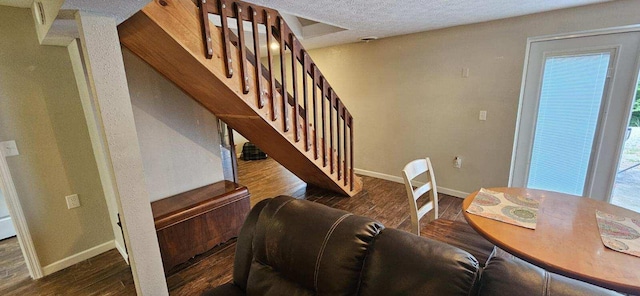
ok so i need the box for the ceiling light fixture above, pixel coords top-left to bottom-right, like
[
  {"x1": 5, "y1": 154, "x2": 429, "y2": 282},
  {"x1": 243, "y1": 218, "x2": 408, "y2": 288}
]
[
  {"x1": 359, "y1": 36, "x2": 378, "y2": 43},
  {"x1": 34, "y1": 1, "x2": 46, "y2": 25},
  {"x1": 270, "y1": 42, "x2": 280, "y2": 50}
]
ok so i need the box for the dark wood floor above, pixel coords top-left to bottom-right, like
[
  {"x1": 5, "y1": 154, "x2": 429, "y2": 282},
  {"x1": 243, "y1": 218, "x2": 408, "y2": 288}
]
[
  {"x1": 0, "y1": 237, "x2": 135, "y2": 295},
  {"x1": 237, "y1": 157, "x2": 468, "y2": 227},
  {"x1": 167, "y1": 158, "x2": 475, "y2": 295},
  {"x1": 0, "y1": 157, "x2": 474, "y2": 295},
  {"x1": 0, "y1": 236, "x2": 30, "y2": 293}
]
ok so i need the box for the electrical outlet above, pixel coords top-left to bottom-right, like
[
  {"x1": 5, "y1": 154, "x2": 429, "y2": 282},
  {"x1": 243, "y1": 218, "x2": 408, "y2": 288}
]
[
  {"x1": 479, "y1": 110, "x2": 487, "y2": 121},
  {"x1": 453, "y1": 156, "x2": 462, "y2": 168},
  {"x1": 66, "y1": 194, "x2": 80, "y2": 209}
]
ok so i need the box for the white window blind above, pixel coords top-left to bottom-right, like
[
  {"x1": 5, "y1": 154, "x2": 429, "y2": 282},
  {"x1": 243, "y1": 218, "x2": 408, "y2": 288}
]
[{"x1": 527, "y1": 52, "x2": 610, "y2": 196}]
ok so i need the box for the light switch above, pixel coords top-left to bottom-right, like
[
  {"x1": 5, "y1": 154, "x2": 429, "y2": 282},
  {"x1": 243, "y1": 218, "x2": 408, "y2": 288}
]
[
  {"x1": 66, "y1": 194, "x2": 81, "y2": 209},
  {"x1": 462, "y1": 67, "x2": 470, "y2": 78},
  {"x1": 0, "y1": 140, "x2": 19, "y2": 157},
  {"x1": 479, "y1": 110, "x2": 487, "y2": 121}
]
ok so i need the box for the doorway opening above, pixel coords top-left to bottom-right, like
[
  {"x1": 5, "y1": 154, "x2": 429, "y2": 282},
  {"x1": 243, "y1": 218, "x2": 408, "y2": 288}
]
[
  {"x1": 611, "y1": 77, "x2": 640, "y2": 213},
  {"x1": 0, "y1": 189, "x2": 30, "y2": 292},
  {"x1": 0, "y1": 147, "x2": 42, "y2": 283}
]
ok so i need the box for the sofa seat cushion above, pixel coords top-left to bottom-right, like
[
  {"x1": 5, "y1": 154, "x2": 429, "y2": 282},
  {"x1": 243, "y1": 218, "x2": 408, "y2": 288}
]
[
  {"x1": 359, "y1": 228, "x2": 480, "y2": 296},
  {"x1": 478, "y1": 248, "x2": 621, "y2": 296},
  {"x1": 248, "y1": 196, "x2": 384, "y2": 295}
]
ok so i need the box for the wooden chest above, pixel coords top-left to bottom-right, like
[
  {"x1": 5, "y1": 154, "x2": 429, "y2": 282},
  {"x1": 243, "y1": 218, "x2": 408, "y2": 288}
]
[{"x1": 150, "y1": 180, "x2": 250, "y2": 273}]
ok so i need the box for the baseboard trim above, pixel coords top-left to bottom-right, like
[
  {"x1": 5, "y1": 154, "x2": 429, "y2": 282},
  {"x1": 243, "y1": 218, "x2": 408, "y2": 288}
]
[
  {"x1": 115, "y1": 240, "x2": 129, "y2": 264},
  {"x1": 354, "y1": 168, "x2": 469, "y2": 198},
  {"x1": 42, "y1": 240, "x2": 115, "y2": 276},
  {"x1": 354, "y1": 168, "x2": 404, "y2": 183},
  {"x1": 437, "y1": 187, "x2": 469, "y2": 199}
]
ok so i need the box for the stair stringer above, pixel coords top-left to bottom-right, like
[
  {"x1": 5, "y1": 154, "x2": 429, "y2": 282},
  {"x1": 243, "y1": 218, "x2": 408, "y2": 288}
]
[{"x1": 118, "y1": 0, "x2": 362, "y2": 196}]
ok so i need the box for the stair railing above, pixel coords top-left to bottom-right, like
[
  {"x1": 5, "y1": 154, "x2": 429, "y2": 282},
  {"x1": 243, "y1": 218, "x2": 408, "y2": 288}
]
[{"x1": 199, "y1": 0, "x2": 355, "y2": 191}]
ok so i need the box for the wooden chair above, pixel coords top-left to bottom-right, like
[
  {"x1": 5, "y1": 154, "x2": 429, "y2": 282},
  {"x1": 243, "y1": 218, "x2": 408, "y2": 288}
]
[
  {"x1": 402, "y1": 158, "x2": 439, "y2": 236},
  {"x1": 402, "y1": 157, "x2": 495, "y2": 264}
]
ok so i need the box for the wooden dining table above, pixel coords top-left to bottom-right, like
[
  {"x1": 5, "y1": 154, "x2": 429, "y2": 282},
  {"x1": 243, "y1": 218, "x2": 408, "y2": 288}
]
[{"x1": 462, "y1": 187, "x2": 640, "y2": 295}]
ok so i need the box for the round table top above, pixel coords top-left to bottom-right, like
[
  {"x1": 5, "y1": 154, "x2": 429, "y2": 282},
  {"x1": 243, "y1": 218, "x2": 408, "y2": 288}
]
[{"x1": 463, "y1": 187, "x2": 640, "y2": 294}]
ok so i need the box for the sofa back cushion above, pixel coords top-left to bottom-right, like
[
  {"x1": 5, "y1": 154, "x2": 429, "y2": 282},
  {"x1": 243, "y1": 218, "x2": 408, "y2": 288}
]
[
  {"x1": 246, "y1": 196, "x2": 384, "y2": 295},
  {"x1": 478, "y1": 248, "x2": 621, "y2": 296},
  {"x1": 359, "y1": 228, "x2": 480, "y2": 296}
]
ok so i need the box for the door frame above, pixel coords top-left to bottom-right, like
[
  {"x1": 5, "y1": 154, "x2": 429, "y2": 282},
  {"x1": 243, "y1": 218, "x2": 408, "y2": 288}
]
[
  {"x1": 0, "y1": 148, "x2": 43, "y2": 278},
  {"x1": 509, "y1": 24, "x2": 640, "y2": 201}
]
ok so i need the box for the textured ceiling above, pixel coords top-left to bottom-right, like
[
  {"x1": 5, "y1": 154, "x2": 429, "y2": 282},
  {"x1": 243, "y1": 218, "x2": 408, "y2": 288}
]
[
  {"x1": 0, "y1": 0, "x2": 614, "y2": 48},
  {"x1": 61, "y1": 0, "x2": 150, "y2": 24},
  {"x1": 243, "y1": 0, "x2": 612, "y2": 49},
  {"x1": 0, "y1": 0, "x2": 150, "y2": 24}
]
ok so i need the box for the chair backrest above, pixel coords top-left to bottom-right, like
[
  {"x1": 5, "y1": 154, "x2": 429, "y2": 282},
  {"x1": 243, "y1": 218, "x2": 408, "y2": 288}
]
[{"x1": 402, "y1": 158, "x2": 438, "y2": 236}]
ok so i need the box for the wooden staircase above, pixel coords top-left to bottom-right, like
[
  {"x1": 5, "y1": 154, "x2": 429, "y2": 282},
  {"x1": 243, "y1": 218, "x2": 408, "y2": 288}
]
[{"x1": 118, "y1": 0, "x2": 362, "y2": 196}]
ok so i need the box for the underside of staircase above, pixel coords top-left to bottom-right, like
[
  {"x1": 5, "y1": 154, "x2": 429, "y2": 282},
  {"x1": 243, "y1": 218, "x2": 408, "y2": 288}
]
[{"x1": 118, "y1": 0, "x2": 362, "y2": 196}]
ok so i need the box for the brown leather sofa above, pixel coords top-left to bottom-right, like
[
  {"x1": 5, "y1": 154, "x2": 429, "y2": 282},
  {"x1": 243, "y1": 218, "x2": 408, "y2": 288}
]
[{"x1": 204, "y1": 196, "x2": 619, "y2": 296}]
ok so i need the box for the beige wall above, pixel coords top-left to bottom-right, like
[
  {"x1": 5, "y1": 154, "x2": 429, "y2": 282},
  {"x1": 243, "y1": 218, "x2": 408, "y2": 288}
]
[
  {"x1": 233, "y1": 130, "x2": 249, "y2": 156},
  {"x1": 67, "y1": 40, "x2": 126, "y2": 260},
  {"x1": 306, "y1": 0, "x2": 640, "y2": 194},
  {"x1": 0, "y1": 7, "x2": 113, "y2": 266},
  {"x1": 122, "y1": 48, "x2": 225, "y2": 202}
]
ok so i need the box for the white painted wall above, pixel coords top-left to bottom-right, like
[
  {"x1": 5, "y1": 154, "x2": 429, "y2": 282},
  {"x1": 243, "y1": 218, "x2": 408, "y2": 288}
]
[
  {"x1": 122, "y1": 48, "x2": 226, "y2": 202},
  {"x1": 76, "y1": 11, "x2": 167, "y2": 295},
  {"x1": 306, "y1": 0, "x2": 640, "y2": 195}
]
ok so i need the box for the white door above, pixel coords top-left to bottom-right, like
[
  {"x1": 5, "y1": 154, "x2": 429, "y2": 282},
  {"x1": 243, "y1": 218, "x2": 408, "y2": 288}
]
[
  {"x1": 511, "y1": 31, "x2": 640, "y2": 201},
  {"x1": 0, "y1": 189, "x2": 16, "y2": 240}
]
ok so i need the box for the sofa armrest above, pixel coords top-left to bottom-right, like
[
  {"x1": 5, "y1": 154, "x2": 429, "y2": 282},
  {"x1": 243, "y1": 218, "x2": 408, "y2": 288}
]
[{"x1": 478, "y1": 248, "x2": 621, "y2": 296}]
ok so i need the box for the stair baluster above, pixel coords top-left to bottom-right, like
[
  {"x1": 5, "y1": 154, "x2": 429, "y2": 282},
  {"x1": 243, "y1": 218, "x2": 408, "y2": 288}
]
[
  {"x1": 312, "y1": 64, "x2": 318, "y2": 159},
  {"x1": 199, "y1": 0, "x2": 213, "y2": 58},
  {"x1": 218, "y1": 0, "x2": 233, "y2": 78},
  {"x1": 302, "y1": 53, "x2": 310, "y2": 151},
  {"x1": 329, "y1": 89, "x2": 335, "y2": 174},
  {"x1": 250, "y1": 7, "x2": 265, "y2": 107},
  {"x1": 291, "y1": 36, "x2": 300, "y2": 142},
  {"x1": 265, "y1": 11, "x2": 277, "y2": 120},
  {"x1": 343, "y1": 106, "x2": 348, "y2": 186},
  {"x1": 234, "y1": 3, "x2": 249, "y2": 93},
  {"x1": 350, "y1": 115, "x2": 354, "y2": 191},
  {"x1": 337, "y1": 99, "x2": 342, "y2": 180},
  {"x1": 278, "y1": 18, "x2": 289, "y2": 132},
  {"x1": 321, "y1": 79, "x2": 327, "y2": 167}
]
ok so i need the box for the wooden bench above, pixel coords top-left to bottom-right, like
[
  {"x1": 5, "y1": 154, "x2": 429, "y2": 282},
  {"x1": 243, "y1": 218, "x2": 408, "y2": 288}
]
[{"x1": 151, "y1": 180, "x2": 250, "y2": 273}]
